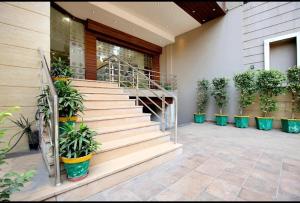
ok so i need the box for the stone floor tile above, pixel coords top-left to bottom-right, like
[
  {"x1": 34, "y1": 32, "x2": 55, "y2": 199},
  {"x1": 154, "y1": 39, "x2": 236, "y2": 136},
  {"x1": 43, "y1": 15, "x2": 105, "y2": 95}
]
[
  {"x1": 282, "y1": 162, "x2": 300, "y2": 176},
  {"x1": 238, "y1": 187, "x2": 273, "y2": 201},
  {"x1": 204, "y1": 179, "x2": 241, "y2": 201},
  {"x1": 279, "y1": 176, "x2": 300, "y2": 197},
  {"x1": 148, "y1": 165, "x2": 191, "y2": 187},
  {"x1": 243, "y1": 175, "x2": 277, "y2": 197},
  {"x1": 195, "y1": 157, "x2": 233, "y2": 177},
  {"x1": 217, "y1": 170, "x2": 246, "y2": 187},
  {"x1": 195, "y1": 191, "x2": 222, "y2": 201},
  {"x1": 155, "y1": 171, "x2": 214, "y2": 201},
  {"x1": 119, "y1": 173, "x2": 166, "y2": 200},
  {"x1": 91, "y1": 188, "x2": 142, "y2": 201}
]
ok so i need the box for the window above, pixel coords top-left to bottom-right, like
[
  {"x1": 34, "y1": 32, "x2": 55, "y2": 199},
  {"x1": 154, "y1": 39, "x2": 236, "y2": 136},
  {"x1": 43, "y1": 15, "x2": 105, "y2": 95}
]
[{"x1": 264, "y1": 32, "x2": 300, "y2": 71}]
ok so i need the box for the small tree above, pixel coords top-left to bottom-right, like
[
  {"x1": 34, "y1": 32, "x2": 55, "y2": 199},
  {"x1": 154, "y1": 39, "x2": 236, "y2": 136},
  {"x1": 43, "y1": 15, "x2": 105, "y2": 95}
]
[
  {"x1": 233, "y1": 70, "x2": 257, "y2": 115},
  {"x1": 196, "y1": 79, "x2": 209, "y2": 114},
  {"x1": 286, "y1": 66, "x2": 300, "y2": 119},
  {"x1": 256, "y1": 69, "x2": 286, "y2": 117},
  {"x1": 211, "y1": 77, "x2": 229, "y2": 115}
]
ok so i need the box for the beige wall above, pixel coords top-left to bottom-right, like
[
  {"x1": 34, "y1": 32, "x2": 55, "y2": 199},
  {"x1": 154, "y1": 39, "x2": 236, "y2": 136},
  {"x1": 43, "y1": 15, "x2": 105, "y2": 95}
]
[
  {"x1": 0, "y1": 2, "x2": 50, "y2": 152},
  {"x1": 161, "y1": 2, "x2": 300, "y2": 127}
]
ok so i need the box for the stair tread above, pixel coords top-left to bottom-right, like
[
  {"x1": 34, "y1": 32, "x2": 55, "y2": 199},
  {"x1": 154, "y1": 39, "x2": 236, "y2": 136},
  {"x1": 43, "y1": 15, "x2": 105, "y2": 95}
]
[
  {"x1": 81, "y1": 113, "x2": 151, "y2": 122},
  {"x1": 13, "y1": 142, "x2": 182, "y2": 201},
  {"x1": 84, "y1": 106, "x2": 143, "y2": 111},
  {"x1": 94, "y1": 121, "x2": 160, "y2": 134},
  {"x1": 72, "y1": 79, "x2": 118, "y2": 84},
  {"x1": 98, "y1": 131, "x2": 171, "y2": 152}
]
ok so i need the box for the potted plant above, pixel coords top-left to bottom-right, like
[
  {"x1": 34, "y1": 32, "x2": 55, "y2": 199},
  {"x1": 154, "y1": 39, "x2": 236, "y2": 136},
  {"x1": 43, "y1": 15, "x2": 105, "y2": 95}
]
[
  {"x1": 50, "y1": 57, "x2": 74, "y2": 81},
  {"x1": 194, "y1": 79, "x2": 209, "y2": 123},
  {"x1": 281, "y1": 66, "x2": 300, "y2": 133},
  {"x1": 211, "y1": 77, "x2": 229, "y2": 126},
  {"x1": 256, "y1": 69, "x2": 286, "y2": 130},
  {"x1": 0, "y1": 107, "x2": 35, "y2": 201},
  {"x1": 233, "y1": 70, "x2": 256, "y2": 128},
  {"x1": 9, "y1": 115, "x2": 39, "y2": 151},
  {"x1": 59, "y1": 123, "x2": 100, "y2": 181},
  {"x1": 54, "y1": 80, "x2": 84, "y2": 132}
]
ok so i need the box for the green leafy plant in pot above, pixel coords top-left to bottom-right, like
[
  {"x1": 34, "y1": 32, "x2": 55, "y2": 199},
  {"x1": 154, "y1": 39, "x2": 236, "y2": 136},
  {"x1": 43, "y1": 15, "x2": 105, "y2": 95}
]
[
  {"x1": 194, "y1": 79, "x2": 209, "y2": 123},
  {"x1": 256, "y1": 69, "x2": 286, "y2": 130},
  {"x1": 50, "y1": 57, "x2": 74, "y2": 82},
  {"x1": 54, "y1": 80, "x2": 84, "y2": 132},
  {"x1": 0, "y1": 107, "x2": 35, "y2": 201},
  {"x1": 233, "y1": 70, "x2": 256, "y2": 128},
  {"x1": 281, "y1": 66, "x2": 300, "y2": 133},
  {"x1": 211, "y1": 77, "x2": 229, "y2": 126},
  {"x1": 59, "y1": 123, "x2": 100, "y2": 181}
]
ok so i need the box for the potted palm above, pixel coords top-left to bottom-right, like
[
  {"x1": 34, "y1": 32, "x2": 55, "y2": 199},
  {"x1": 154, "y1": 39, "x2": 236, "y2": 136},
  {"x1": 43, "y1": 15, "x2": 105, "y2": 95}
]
[
  {"x1": 256, "y1": 69, "x2": 286, "y2": 130},
  {"x1": 194, "y1": 79, "x2": 209, "y2": 123},
  {"x1": 281, "y1": 66, "x2": 300, "y2": 133},
  {"x1": 50, "y1": 57, "x2": 74, "y2": 81},
  {"x1": 54, "y1": 80, "x2": 84, "y2": 131},
  {"x1": 59, "y1": 123, "x2": 100, "y2": 181},
  {"x1": 10, "y1": 115, "x2": 39, "y2": 151},
  {"x1": 233, "y1": 70, "x2": 256, "y2": 128},
  {"x1": 211, "y1": 77, "x2": 229, "y2": 126}
]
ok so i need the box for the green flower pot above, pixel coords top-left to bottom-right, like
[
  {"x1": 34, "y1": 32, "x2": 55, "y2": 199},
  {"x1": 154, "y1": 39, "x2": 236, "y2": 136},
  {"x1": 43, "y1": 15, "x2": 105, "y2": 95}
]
[
  {"x1": 281, "y1": 118, "x2": 300, "y2": 133},
  {"x1": 194, "y1": 113, "x2": 206, "y2": 123},
  {"x1": 234, "y1": 116, "x2": 250, "y2": 128},
  {"x1": 61, "y1": 154, "x2": 92, "y2": 181},
  {"x1": 255, "y1": 117, "x2": 273, "y2": 130},
  {"x1": 215, "y1": 115, "x2": 228, "y2": 126},
  {"x1": 59, "y1": 116, "x2": 77, "y2": 134}
]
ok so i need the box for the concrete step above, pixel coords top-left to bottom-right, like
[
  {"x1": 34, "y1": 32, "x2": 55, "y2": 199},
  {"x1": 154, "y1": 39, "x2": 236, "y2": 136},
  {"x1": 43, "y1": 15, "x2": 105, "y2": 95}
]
[
  {"x1": 91, "y1": 131, "x2": 171, "y2": 165},
  {"x1": 97, "y1": 122, "x2": 161, "y2": 142},
  {"x1": 79, "y1": 113, "x2": 151, "y2": 128},
  {"x1": 81, "y1": 106, "x2": 143, "y2": 118},
  {"x1": 76, "y1": 86, "x2": 124, "y2": 94},
  {"x1": 71, "y1": 79, "x2": 119, "y2": 88},
  {"x1": 83, "y1": 99, "x2": 136, "y2": 109},
  {"x1": 11, "y1": 143, "x2": 182, "y2": 201},
  {"x1": 94, "y1": 121, "x2": 160, "y2": 135},
  {"x1": 82, "y1": 93, "x2": 129, "y2": 101}
]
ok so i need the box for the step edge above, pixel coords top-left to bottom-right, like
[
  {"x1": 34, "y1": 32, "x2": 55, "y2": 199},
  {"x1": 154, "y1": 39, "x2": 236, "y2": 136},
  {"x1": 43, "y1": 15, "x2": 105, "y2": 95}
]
[
  {"x1": 98, "y1": 131, "x2": 171, "y2": 153},
  {"x1": 80, "y1": 113, "x2": 151, "y2": 122},
  {"x1": 95, "y1": 122, "x2": 160, "y2": 135},
  {"x1": 26, "y1": 143, "x2": 182, "y2": 201}
]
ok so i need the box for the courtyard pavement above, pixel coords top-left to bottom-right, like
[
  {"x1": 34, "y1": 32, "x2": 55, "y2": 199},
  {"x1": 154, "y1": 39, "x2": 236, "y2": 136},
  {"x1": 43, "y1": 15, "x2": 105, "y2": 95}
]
[{"x1": 83, "y1": 122, "x2": 300, "y2": 201}]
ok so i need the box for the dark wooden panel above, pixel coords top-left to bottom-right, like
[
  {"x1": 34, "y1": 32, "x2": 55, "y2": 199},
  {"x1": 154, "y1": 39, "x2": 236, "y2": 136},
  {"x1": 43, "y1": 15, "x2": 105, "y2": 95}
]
[
  {"x1": 85, "y1": 31, "x2": 97, "y2": 80},
  {"x1": 174, "y1": 1, "x2": 226, "y2": 24},
  {"x1": 86, "y1": 19, "x2": 162, "y2": 55}
]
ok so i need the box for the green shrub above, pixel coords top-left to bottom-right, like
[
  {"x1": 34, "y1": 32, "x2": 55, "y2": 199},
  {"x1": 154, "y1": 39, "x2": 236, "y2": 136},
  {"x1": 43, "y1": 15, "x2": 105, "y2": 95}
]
[
  {"x1": 256, "y1": 69, "x2": 286, "y2": 117},
  {"x1": 286, "y1": 66, "x2": 300, "y2": 118},
  {"x1": 50, "y1": 57, "x2": 74, "y2": 78},
  {"x1": 211, "y1": 77, "x2": 229, "y2": 115},
  {"x1": 233, "y1": 70, "x2": 257, "y2": 115},
  {"x1": 54, "y1": 80, "x2": 84, "y2": 118},
  {"x1": 0, "y1": 107, "x2": 35, "y2": 201},
  {"x1": 36, "y1": 86, "x2": 51, "y2": 125},
  {"x1": 59, "y1": 123, "x2": 100, "y2": 158},
  {"x1": 196, "y1": 79, "x2": 209, "y2": 114}
]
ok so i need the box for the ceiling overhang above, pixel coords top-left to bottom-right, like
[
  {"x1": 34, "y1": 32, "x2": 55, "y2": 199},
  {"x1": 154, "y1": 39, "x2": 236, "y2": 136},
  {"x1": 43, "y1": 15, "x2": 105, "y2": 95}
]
[
  {"x1": 55, "y1": 2, "x2": 226, "y2": 47},
  {"x1": 174, "y1": 1, "x2": 226, "y2": 24}
]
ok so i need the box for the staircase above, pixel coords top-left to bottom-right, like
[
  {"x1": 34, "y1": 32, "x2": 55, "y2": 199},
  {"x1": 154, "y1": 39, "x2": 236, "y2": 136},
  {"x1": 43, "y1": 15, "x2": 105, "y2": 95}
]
[
  {"x1": 14, "y1": 78, "x2": 181, "y2": 201},
  {"x1": 73, "y1": 79, "x2": 182, "y2": 169}
]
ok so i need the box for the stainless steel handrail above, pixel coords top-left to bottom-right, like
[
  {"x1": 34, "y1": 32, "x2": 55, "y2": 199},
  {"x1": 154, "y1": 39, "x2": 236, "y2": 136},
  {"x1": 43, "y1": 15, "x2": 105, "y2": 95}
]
[
  {"x1": 38, "y1": 48, "x2": 61, "y2": 186},
  {"x1": 101, "y1": 57, "x2": 177, "y2": 90},
  {"x1": 100, "y1": 54, "x2": 178, "y2": 144}
]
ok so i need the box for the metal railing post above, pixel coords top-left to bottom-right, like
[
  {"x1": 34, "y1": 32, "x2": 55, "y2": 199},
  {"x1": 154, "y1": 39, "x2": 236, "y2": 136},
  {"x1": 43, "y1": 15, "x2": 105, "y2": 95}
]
[
  {"x1": 118, "y1": 61, "x2": 121, "y2": 87},
  {"x1": 136, "y1": 72, "x2": 139, "y2": 106},
  {"x1": 53, "y1": 95, "x2": 61, "y2": 186},
  {"x1": 148, "y1": 72, "x2": 151, "y2": 88},
  {"x1": 162, "y1": 95, "x2": 165, "y2": 132},
  {"x1": 108, "y1": 60, "x2": 111, "y2": 82}
]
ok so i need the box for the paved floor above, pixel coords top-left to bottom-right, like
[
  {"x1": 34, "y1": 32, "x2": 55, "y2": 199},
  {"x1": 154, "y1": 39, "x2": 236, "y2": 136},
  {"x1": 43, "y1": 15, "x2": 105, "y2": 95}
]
[{"x1": 83, "y1": 122, "x2": 300, "y2": 201}]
